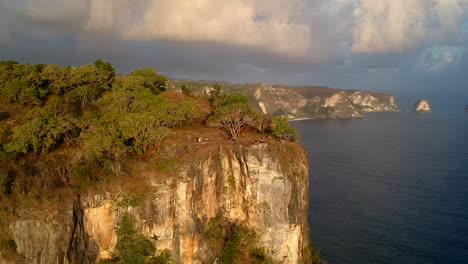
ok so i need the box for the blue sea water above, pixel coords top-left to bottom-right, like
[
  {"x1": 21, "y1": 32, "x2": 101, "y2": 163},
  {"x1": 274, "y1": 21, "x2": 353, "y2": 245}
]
[{"x1": 293, "y1": 110, "x2": 468, "y2": 264}]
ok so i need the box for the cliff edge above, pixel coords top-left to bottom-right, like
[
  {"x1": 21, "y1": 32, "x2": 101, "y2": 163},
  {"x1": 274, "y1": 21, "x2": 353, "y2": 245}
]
[{"x1": 0, "y1": 142, "x2": 312, "y2": 264}]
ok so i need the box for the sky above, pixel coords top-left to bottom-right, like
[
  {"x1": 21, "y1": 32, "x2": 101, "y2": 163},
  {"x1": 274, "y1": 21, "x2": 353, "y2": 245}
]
[{"x1": 1, "y1": 0, "x2": 467, "y2": 101}]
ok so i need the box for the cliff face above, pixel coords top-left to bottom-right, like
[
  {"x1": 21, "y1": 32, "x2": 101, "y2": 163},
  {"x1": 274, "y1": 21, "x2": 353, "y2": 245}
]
[
  {"x1": 2, "y1": 143, "x2": 311, "y2": 264},
  {"x1": 413, "y1": 99, "x2": 431, "y2": 112},
  {"x1": 254, "y1": 84, "x2": 398, "y2": 119}
]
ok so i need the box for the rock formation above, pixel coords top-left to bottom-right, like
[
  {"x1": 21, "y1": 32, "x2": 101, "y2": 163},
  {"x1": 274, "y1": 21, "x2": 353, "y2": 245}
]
[
  {"x1": 1, "y1": 143, "x2": 312, "y2": 264},
  {"x1": 465, "y1": 105, "x2": 468, "y2": 112},
  {"x1": 171, "y1": 81, "x2": 399, "y2": 119},
  {"x1": 413, "y1": 99, "x2": 431, "y2": 112}
]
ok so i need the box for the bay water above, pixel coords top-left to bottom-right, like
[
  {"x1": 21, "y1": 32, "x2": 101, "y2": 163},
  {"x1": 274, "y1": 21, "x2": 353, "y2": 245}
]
[{"x1": 293, "y1": 111, "x2": 468, "y2": 264}]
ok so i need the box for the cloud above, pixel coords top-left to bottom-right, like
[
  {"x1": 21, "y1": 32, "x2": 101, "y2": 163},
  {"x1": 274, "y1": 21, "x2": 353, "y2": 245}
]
[
  {"x1": 0, "y1": 0, "x2": 467, "y2": 78},
  {"x1": 417, "y1": 45, "x2": 466, "y2": 72},
  {"x1": 352, "y1": 0, "x2": 467, "y2": 53},
  {"x1": 0, "y1": 0, "x2": 351, "y2": 61}
]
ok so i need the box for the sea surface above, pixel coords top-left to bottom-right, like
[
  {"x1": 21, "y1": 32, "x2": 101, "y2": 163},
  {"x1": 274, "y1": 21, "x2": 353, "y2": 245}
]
[{"x1": 292, "y1": 110, "x2": 468, "y2": 264}]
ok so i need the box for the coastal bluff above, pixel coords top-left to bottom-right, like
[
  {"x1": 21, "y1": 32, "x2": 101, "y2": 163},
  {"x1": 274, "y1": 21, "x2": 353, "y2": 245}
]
[
  {"x1": 0, "y1": 143, "x2": 313, "y2": 264},
  {"x1": 170, "y1": 81, "x2": 399, "y2": 119}
]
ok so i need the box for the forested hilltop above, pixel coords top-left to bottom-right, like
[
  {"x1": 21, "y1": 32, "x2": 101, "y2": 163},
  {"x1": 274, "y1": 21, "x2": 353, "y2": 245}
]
[{"x1": 0, "y1": 61, "x2": 320, "y2": 264}]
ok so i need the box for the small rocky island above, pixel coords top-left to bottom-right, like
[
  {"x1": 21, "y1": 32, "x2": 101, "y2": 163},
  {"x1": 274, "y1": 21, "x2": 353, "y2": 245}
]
[{"x1": 413, "y1": 99, "x2": 431, "y2": 112}]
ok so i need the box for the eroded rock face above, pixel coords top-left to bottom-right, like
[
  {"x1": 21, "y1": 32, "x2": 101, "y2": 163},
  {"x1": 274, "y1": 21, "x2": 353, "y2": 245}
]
[
  {"x1": 254, "y1": 83, "x2": 309, "y2": 116},
  {"x1": 3, "y1": 143, "x2": 311, "y2": 264},
  {"x1": 252, "y1": 83, "x2": 398, "y2": 119},
  {"x1": 347, "y1": 91, "x2": 398, "y2": 112},
  {"x1": 413, "y1": 99, "x2": 431, "y2": 112},
  {"x1": 7, "y1": 206, "x2": 74, "y2": 264}
]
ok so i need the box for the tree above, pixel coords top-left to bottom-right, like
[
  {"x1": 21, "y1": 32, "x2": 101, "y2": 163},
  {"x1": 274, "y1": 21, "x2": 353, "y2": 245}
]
[
  {"x1": 126, "y1": 68, "x2": 167, "y2": 95},
  {"x1": 181, "y1": 84, "x2": 192, "y2": 96},
  {"x1": 0, "y1": 61, "x2": 51, "y2": 104},
  {"x1": 82, "y1": 87, "x2": 199, "y2": 159},
  {"x1": 257, "y1": 114, "x2": 273, "y2": 133},
  {"x1": 212, "y1": 93, "x2": 249, "y2": 108},
  {"x1": 272, "y1": 116, "x2": 299, "y2": 141},
  {"x1": 207, "y1": 101, "x2": 258, "y2": 140},
  {"x1": 209, "y1": 83, "x2": 223, "y2": 105}
]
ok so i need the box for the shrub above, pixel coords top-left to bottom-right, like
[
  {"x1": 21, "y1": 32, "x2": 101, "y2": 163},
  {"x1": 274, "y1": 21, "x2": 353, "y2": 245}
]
[
  {"x1": 0, "y1": 171, "x2": 11, "y2": 198},
  {"x1": 4, "y1": 107, "x2": 80, "y2": 154},
  {"x1": 180, "y1": 84, "x2": 192, "y2": 96},
  {"x1": 309, "y1": 242, "x2": 324, "y2": 264},
  {"x1": 82, "y1": 90, "x2": 199, "y2": 159},
  {"x1": 207, "y1": 94, "x2": 259, "y2": 140},
  {"x1": 272, "y1": 116, "x2": 299, "y2": 142},
  {"x1": 212, "y1": 93, "x2": 249, "y2": 109},
  {"x1": 0, "y1": 61, "x2": 51, "y2": 104},
  {"x1": 0, "y1": 60, "x2": 114, "y2": 105},
  {"x1": 210, "y1": 83, "x2": 222, "y2": 101},
  {"x1": 125, "y1": 68, "x2": 167, "y2": 95},
  {"x1": 102, "y1": 213, "x2": 172, "y2": 264},
  {"x1": 204, "y1": 217, "x2": 276, "y2": 264}
]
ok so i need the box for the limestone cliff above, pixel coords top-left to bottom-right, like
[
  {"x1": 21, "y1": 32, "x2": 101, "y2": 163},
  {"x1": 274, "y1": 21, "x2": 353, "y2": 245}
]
[
  {"x1": 1, "y1": 143, "x2": 311, "y2": 264},
  {"x1": 413, "y1": 99, "x2": 431, "y2": 112},
  {"x1": 172, "y1": 81, "x2": 399, "y2": 119}
]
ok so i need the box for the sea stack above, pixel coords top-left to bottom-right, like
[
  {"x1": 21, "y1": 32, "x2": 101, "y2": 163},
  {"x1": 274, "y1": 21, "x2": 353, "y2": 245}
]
[
  {"x1": 413, "y1": 99, "x2": 431, "y2": 112},
  {"x1": 465, "y1": 105, "x2": 468, "y2": 112}
]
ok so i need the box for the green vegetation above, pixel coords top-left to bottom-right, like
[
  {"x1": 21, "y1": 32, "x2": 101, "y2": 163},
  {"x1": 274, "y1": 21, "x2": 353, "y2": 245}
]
[
  {"x1": 180, "y1": 84, "x2": 192, "y2": 96},
  {"x1": 272, "y1": 116, "x2": 299, "y2": 142},
  {"x1": 207, "y1": 92, "x2": 259, "y2": 139},
  {"x1": 204, "y1": 216, "x2": 278, "y2": 264},
  {"x1": 101, "y1": 213, "x2": 172, "y2": 264},
  {"x1": 303, "y1": 102, "x2": 335, "y2": 118},
  {"x1": 0, "y1": 60, "x2": 199, "y2": 200},
  {"x1": 309, "y1": 242, "x2": 324, "y2": 264}
]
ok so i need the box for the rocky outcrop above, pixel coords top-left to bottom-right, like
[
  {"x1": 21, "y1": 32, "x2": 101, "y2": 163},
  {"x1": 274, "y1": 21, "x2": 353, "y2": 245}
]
[
  {"x1": 172, "y1": 81, "x2": 399, "y2": 119},
  {"x1": 2, "y1": 143, "x2": 311, "y2": 264},
  {"x1": 253, "y1": 83, "x2": 309, "y2": 116},
  {"x1": 464, "y1": 105, "x2": 468, "y2": 112},
  {"x1": 252, "y1": 84, "x2": 398, "y2": 119},
  {"x1": 413, "y1": 99, "x2": 431, "y2": 112}
]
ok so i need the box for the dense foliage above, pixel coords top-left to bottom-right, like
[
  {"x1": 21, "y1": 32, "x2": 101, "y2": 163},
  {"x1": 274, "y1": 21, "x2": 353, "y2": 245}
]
[
  {"x1": 207, "y1": 93, "x2": 259, "y2": 139},
  {"x1": 101, "y1": 213, "x2": 172, "y2": 264},
  {"x1": 0, "y1": 61, "x2": 198, "y2": 158},
  {"x1": 0, "y1": 60, "x2": 199, "y2": 195},
  {"x1": 272, "y1": 116, "x2": 299, "y2": 141}
]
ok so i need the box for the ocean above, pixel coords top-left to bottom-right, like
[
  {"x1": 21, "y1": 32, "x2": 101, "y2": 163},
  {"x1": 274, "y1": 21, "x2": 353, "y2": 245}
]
[{"x1": 292, "y1": 110, "x2": 468, "y2": 264}]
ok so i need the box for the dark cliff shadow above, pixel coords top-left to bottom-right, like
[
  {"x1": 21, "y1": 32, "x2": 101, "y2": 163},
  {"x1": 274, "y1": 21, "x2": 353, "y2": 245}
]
[
  {"x1": 67, "y1": 195, "x2": 99, "y2": 264},
  {"x1": 0, "y1": 111, "x2": 10, "y2": 121}
]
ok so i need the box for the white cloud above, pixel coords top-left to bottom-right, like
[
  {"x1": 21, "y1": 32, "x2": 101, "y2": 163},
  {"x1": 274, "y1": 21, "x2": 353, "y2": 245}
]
[
  {"x1": 352, "y1": 0, "x2": 468, "y2": 53},
  {"x1": 83, "y1": 0, "x2": 313, "y2": 58}
]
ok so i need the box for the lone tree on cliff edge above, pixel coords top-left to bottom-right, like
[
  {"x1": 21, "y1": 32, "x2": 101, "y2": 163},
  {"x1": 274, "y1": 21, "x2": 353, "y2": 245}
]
[{"x1": 207, "y1": 93, "x2": 258, "y2": 140}]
